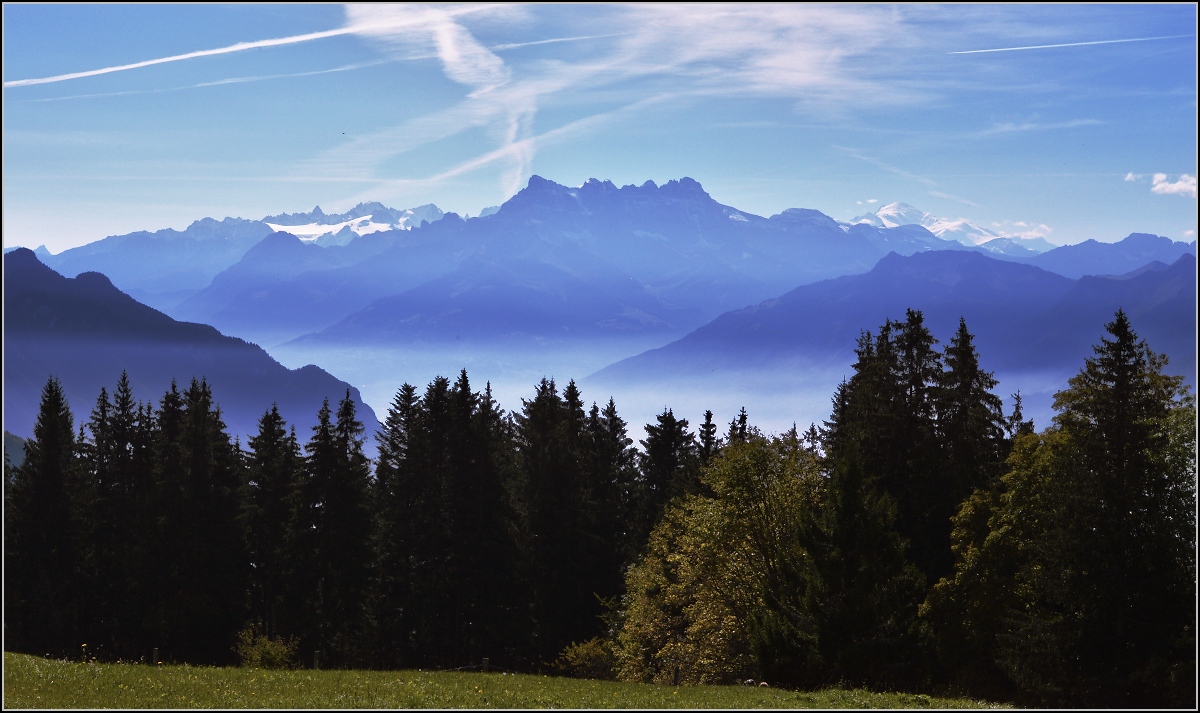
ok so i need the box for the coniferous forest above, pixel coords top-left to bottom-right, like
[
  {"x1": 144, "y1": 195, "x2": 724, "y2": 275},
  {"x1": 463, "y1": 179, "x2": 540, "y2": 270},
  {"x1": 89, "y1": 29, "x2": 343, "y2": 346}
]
[{"x1": 5, "y1": 309, "x2": 1195, "y2": 707}]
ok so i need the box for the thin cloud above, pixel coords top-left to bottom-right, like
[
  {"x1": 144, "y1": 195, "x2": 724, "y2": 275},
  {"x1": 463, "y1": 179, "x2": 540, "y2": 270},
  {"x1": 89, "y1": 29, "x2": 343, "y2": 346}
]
[
  {"x1": 1150, "y1": 173, "x2": 1197, "y2": 198},
  {"x1": 948, "y1": 34, "x2": 1192, "y2": 55},
  {"x1": 3, "y1": 27, "x2": 358, "y2": 88},
  {"x1": 490, "y1": 33, "x2": 630, "y2": 52},
  {"x1": 10, "y1": 60, "x2": 398, "y2": 103},
  {"x1": 2, "y1": 4, "x2": 496, "y2": 88},
  {"x1": 350, "y1": 93, "x2": 675, "y2": 202},
  {"x1": 927, "y1": 190, "x2": 978, "y2": 207},
  {"x1": 976, "y1": 119, "x2": 1102, "y2": 136}
]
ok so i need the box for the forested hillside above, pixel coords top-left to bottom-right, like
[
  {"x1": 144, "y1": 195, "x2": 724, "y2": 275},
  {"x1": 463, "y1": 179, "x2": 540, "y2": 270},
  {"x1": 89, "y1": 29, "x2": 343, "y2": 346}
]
[{"x1": 5, "y1": 310, "x2": 1194, "y2": 707}]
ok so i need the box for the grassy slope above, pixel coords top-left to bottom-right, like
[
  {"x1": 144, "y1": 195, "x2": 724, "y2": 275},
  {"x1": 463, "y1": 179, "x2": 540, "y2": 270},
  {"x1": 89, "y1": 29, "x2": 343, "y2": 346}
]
[{"x1": 4, "y1": 652, "x2": 1006, "y2": 709}]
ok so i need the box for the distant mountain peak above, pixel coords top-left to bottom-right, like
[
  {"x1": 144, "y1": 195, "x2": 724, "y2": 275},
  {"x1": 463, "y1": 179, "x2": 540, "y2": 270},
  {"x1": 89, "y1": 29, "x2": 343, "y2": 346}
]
[
  {"x1": 261, "y1": 202, "x2": 444, "y2": 244},
  {"x1": 842, "y1": 201, "x2": 1053, "y2": 255}
]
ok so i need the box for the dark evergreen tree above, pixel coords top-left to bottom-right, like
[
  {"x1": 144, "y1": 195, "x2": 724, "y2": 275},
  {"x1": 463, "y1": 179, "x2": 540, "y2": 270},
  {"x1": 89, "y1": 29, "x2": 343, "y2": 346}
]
[
  {"x1": 698, "y1": 409, "x2": 719, "y2": 466},
  {"x1": 812, "y1": 313, "x2": 944, "y2": 688},
  {"x1": 586, "y1": 398, "x2": 641, "y2": 568},
  {"x1": 726, "y1": 407, "x2": 748, "y2": 444},
  {"x1": 927, "y1": 311, "x2": 1196, "y2": 706},
  {"x1": 511, "y1": 378, "x2": 584, "y2": 665},
  {"x1": 370, "y1": 382, "x2": 422, "y2": 668},
  {"x1": 85, "y1": 372, "x2": 158, "y2": 660},
  {"x1": 929, "y1": 319, "x2": 1007, "y2": 582},
  {"x1": 292, "y1": 393, "x2": 373, "y2": 668},
  {"x1": 4, "y1": 376, "x2": 90, "y2": 657},
  {"x1": 1005, "y1": 311, "x2": 1195, "y2": 704},
  {"x1": 802, "y1": 444, "x2": 926, "y2": 689},
  {"x1": 242, "y1": 405, "x2": 301, "y2": 642},
  {"x1": 637, "y1": 408, "x2": 699, "y2": 537},
  {"x1": 444, "y1": 371, "x2": 521, "y2": 667},
  {"x1": 154, "y1": 378, "x2": 248, "y2": 664}
]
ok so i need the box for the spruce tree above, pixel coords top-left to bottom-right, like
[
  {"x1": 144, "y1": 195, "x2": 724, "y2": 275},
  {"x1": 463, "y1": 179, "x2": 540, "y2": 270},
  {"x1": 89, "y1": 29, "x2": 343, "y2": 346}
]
[
  {"x1": 295, "y1": 393, "x2": 373, "y2": 668},
  {"x1": 815, "y1": 315, "x2": 942, "y2": 687},
  {"x1": 927, "y1": 311, "x2": 1196, "y2": 706},
  {"x1": 155, "y1": 378, "x2": 248, "y2": 664},
  {"x1": 242, "y1": 405, "x2": 301, "y2": 642},
  {"x1": 698, "y1": 410, "x2": 719, "y2": 466},
  {"x1": 930, "y1": 319, "x2": 1007, "y2": 582},
  {"x1": 512, "y1": 378, "x2": 584, "y2": 665},
  {"x1": 370, "y1": 382, "x2": 421, "y2": 668},
  {"x1": 638, "y1": 408, "x2": 699, "y2": 533},
  {"x1": 87, "y1": 372, "x2": 157, "y2": 660},
  {"x1": 4, "y1": 376, "x2": 90, "y2": 657}
]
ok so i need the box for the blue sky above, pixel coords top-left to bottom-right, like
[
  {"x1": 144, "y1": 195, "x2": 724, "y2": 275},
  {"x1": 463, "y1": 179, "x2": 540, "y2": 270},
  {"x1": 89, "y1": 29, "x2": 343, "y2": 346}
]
[{"x1": 4, "y1": 3, "x2": 1196, "y2": 253}]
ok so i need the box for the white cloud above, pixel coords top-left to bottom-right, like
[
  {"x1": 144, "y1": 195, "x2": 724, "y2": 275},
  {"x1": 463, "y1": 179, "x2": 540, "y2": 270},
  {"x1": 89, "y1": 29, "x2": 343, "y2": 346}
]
[
  {"x1": 991, "y1": 221, "x2": 1052, "y2": 241},
  {"x1": 324, "y1": 4, "x2": 924, "y2": 204},
  {"x1": 1150, "y1": 173, "x2": 1197, "y2": 198},
  {"x1": 1184, "y1": 229, "x2": 1195, "y2": 238},
  {"x1": 976, "y1": 118, "x2": 1102, "y2": 136},
  {"x1": 1124, "y1": 172, "x2": 1142, "y2": 182},
  {"x1": 866, "y1": 198, "x2": 878, "y2": 204},
  {"x1": 345, "y1": 4, "x2": 514, "y2": 92}
]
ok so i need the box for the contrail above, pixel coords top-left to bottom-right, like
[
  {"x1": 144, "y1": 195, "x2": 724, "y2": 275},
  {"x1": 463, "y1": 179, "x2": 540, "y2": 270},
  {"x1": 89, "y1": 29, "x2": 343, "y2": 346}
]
[
  {"x1": 490, "y1": 33, "x2": 628, "y2": 52},
  {"x1": 949, "y1": 34, "x2": 1192, "y2": 55},
  {"x1": 3, "y1": 23, "x2": 622, "y2": 90},
  {"x1": 3, "y1": 26, "x2": 361, "y2": 87}
]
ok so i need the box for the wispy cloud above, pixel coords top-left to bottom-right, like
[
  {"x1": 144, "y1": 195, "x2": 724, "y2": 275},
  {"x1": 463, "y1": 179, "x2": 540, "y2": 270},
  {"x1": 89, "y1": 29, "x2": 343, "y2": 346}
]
[
  {"x1": 4, "y1": 27, "x2": 358, "y2": 88},
  {"x1": 306, "y1": 4, "x2": 919, "y2": 204},
  {"x1": 975, "y1": 119, "x2": 1102, "y2": 136},
  {"x1": 1150, "y1": 173, "x2": 1197, "y2": 198},
  {"x1": 2, "y1": 3, "x2": 498, "y2": 89},
  {"x1": 9, "y1": 60, "x2": 397, "y2": 103},
  {"x1": 346, "y1": 93, "x2": 676, "y2": 202},
  {"x1": 948, "y1": 34, "x2": 1192, "y2": 55},
  {"x1": 927, "y1": 190, "x2": 978, "y2": 207},
  {"x1": 490, "y1": 33, "x2": 629, "y2": 52}
]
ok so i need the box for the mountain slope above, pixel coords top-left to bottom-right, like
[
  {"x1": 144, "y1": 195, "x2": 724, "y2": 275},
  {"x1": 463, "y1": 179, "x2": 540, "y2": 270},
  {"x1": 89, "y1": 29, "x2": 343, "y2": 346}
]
[
  {"x1": 1020, "y1": 233, "x2": 1196, "y2": 278},
  {"x1": 593, "y1": 250, "x2": 1195, "y2": 383},
  {"x1": 38, "y1": 217, "x2": 274, "y2": 310},
  {"x1": 293, "y1": 254, "x2": 701, "y2": 348},
  {"x1": 3, "y1": 248, "x2": 377, "y2": 441}
]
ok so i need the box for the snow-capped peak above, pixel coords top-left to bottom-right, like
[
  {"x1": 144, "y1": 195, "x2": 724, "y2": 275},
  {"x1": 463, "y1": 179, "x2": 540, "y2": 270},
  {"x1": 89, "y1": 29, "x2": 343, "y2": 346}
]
[
  {"x1": 262, "y1": 203, "x2": 444, "y2": 246},
  {"x1": 875, "y1": 202, "x2": 932, "y2": 229},
  {"x1": 840, "y1": 202, "x2": 1049, "y2": 254},
  {"x1": 264, "y1": 214, "x2": 394, "y2": 244}
]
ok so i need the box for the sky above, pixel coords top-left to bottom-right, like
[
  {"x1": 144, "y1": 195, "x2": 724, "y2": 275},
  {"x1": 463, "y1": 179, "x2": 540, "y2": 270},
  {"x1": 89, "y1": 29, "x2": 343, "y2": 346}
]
[{"x1": 3, "y1": 3, "x2": 1197, "y2": 254}]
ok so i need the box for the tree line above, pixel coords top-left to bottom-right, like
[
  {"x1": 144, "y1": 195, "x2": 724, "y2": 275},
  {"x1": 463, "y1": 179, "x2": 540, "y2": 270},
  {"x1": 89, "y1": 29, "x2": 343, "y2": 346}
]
[{"x1": 5, "y1": 309, "x2": 1194, "y2": 706}]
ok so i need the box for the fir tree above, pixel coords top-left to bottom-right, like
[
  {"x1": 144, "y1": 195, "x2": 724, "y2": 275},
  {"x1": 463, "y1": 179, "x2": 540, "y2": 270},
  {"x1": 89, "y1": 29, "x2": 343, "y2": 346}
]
[
  {"x1": 698, "y1": 410, "x2": 719, "y2": 465},
  {"x1": 639, "y1": 408, "x2": 699, "y2": 529},
  {"x1": 295, "y1": 393, "x2": 373, "y2": 668},
  {"x1": 929, "y1": 319, "x2": 1007, "y2": 582},
  {"x1": 927, "y1": 311, "x2": 1196, "y2": 706},
  {"x1": 4, "y1": 377, "x2": 90, "y2": 657},
  {"x1": 242, "y1": 405, "x2": 301, "y2": 642},
  {"x1": 156, "y1": 378, "x2": 248, "y2": 664}
]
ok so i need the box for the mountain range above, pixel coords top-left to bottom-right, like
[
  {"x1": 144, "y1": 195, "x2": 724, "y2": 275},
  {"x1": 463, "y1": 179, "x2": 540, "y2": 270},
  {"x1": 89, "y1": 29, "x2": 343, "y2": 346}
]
[
  {"x1": 3, "y1": 248, "x2": 377, "y2": 443},
  {"x1": 845, "y1": 201, "x2": 1056, "y2": 255},
  {"x1": 26, "y1": 202, "x2": 446, "y2": 312},
  {"x1": 167, "y1": 177, "x2": 1000, "y2": 347},
  {"x1": 6, "y1": 176, "x2": 1195, "y2": 440},
  {"x1": 263, "y1": 202, "x2": 444, "y2": 246},
  {"x1": 593, "y1": 249, "x2": 1196, "y2": 384}
]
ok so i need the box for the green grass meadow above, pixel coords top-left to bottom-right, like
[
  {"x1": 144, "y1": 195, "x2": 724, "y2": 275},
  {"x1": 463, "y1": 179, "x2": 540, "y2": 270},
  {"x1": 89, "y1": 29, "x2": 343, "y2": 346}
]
[{"x1": 4, "y1": 652, "x2": 1007, "y2": 709}]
